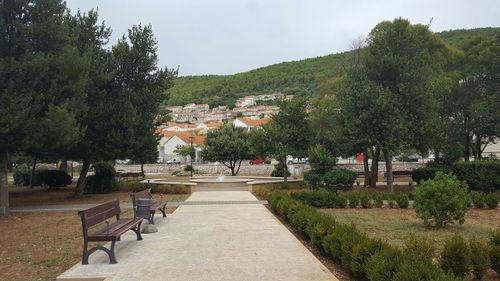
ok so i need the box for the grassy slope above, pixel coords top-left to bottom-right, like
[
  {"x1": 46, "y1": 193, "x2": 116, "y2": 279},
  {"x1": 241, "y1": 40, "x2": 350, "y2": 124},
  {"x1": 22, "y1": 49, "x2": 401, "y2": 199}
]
[{"x1": 167, "y1": 27, "x2": 500, "y2": 107}]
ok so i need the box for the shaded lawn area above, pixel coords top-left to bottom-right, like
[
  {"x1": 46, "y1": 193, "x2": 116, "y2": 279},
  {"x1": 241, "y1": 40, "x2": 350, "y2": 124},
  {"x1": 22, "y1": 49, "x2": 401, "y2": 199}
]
[
  {"x1": 9, "y1": 185, "x2": 189, "y2": 207},
  {"x1": 0, "y1": 208, "x2": 178, "y2": 281},
  {"x1": 321, "y1": 208, "x2": 500, "y2": 249}
]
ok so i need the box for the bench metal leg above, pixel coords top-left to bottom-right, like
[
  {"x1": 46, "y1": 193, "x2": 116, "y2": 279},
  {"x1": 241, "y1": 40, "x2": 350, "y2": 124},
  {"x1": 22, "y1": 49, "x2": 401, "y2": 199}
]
[
  {"x1": 160, "y1": 204, "x2": 167, "y2": 217},
  {"x1": 82, "y1": 241, "x2": 118, "y2": 264},
  {"x1": 131, "y1": 221, "x2": 143, "y2": 240}
]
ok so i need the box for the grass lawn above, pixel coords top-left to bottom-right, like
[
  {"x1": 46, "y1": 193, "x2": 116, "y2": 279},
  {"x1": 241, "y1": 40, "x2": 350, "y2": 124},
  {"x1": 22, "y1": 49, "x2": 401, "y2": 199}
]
[{"x1": 321, "y1": 208, "x2": 500, "y2": 249}]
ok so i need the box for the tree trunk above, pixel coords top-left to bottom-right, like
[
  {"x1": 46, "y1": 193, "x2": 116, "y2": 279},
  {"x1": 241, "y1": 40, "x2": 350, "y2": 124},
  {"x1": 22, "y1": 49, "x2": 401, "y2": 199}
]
[
  {"x1": 475, "y1": 136, "x2": 482, "y2": 160},
  {"x1": 464, "y1": 131, "x2": 471, "y2": 161},
  {"x1": 362, "y1": 148, "x2": 370, "y2": 187},
  {"x1": 370, "y1": 147, "x2": 380, "y2": 188},
  {"x1": 0, "y1": 151, "x2": 9, "y2": 216},
  {"x1": 29, "y1": 156, "x2": 37, "y2": 188},
  {"x1": 383, "y1": 149, "x2": 393, "y2": 193},
  {"x1": 140, "y1": 162, "x2": 145, "y2": 179},
  {"x1": 235, "y1": 160, "x2": 242, "y2": 175},
  {"x1": 282, "y1": 155, "x2": 288, "y2": 186},
  {"x1": 75, "y1": 159, "x2": 90, "y2": 197}
]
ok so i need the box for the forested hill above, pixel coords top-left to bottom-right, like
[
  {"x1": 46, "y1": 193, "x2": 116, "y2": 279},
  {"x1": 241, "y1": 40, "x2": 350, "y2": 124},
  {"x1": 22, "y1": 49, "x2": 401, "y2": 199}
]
[{"x1": 166, "y1": 27, "x2": 500, "y2": 107}]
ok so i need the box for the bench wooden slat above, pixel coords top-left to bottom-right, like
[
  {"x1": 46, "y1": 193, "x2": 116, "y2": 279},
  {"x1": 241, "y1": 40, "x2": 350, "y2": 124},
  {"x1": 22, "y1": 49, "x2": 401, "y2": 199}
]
[{"x1": 90, "y1": 218, "x2": 142, "y2": 241}]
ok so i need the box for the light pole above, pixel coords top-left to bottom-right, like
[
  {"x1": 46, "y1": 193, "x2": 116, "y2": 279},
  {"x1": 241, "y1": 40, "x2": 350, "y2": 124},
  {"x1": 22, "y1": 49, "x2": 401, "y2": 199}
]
[{"x1": 189, "y1": 134, "x2": 194, "y2": 177}]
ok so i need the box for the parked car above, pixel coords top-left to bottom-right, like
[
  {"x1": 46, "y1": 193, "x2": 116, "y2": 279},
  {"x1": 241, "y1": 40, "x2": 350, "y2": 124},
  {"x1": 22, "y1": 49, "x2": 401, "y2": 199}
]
[
  {"x1": 166, "y1": 158, "x2": 181, "y2": 164},
  {"x1": 249, "y1": 158, "x2": 271, "y2": 165},
  {"x1": 287, "y1": 157, "x2": 308, "y2": 165}
]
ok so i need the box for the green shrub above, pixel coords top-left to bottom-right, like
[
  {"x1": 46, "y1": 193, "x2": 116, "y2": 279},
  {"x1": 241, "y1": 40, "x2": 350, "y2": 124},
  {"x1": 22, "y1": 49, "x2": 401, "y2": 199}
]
[
  {"x1": 349, "y1": 238, "x2": 388, "y2": 278},
  {"x1": 371, "y1": 192, "x2": 385, "y2": 208},
  {"x1": 491, "y1": 229, "x2": 500, "y2": 274},
  {"x1": 469, "y1": 237, "x2": 491, "y2": 280},
  {"x1": 413, "y1": 172, "x2": 470, "y2": 227},
  {"x1": 404, "y1": 234, "x2": 435, "y2": 263},
  {"x1": 345, "y1": 191, "x2": 360, "y2": 208},
  {"x1": 484, "y1": 193, "x2": 498, "y2": 209},
  {"x1": 396, "y1": 194, "x2": 410, "y2": 208},
  {"x1": 154, "y1": 184, "x2": 192, "y2": 194},
  {"x1": 470, "y1": 191, "x2": 486, "y2": 208},
  {"x1": 392, "y1": 255, "x2": 450, "y2": 281},
  {"x1": 452, "y1": 160, "x2": 500, "y2": 193},
  {"x1": 13, "y1": 167, "x2": 42, "y2": 186},
  {"x1": 85, "y1": 161, "x2": 118, "y2": 194},
  {"x1": 270, "y1": 162, "x2": 290, "y2": 177},
  {"x1": 303, "y1": 170, "x2": 324, "y2": 188},
  {"x1": 184, "y1": 165, "x2": 193, "y2": 172},
  {"x1": 119, "y1": 180, "x2": 149, "y2": 192},
  {"x1": 412, "y1": 165, "x2": 452, "y2": 184},
  {"x1": 39, "y1": 170, "x2": 72, "y2": 188},
  {"x1": 365, "y1": 247, "x2": 402, "y2": 281},
  {"x1": 291, "y1": 189, "x2": 346, "y2": 208},
  {"x1": 323, "y1": 168, "x2": 357, "y2": 192},
  {"x1": 308, "y1": 214, "x2": 336, "y2": 250},
  {"x1": 359, "y1": 192, "x2": 372, "y2": 208},
  {"x1": 307, "y1": 144, "x2": 336, "y2": 175},
  {"x1": 440, "y1": 234, "x2": 471, "y2": 278}
]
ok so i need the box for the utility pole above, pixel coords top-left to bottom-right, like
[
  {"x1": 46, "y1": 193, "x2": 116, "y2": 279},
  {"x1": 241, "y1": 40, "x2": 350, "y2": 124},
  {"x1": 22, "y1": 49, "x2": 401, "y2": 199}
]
[{"x1": 189, "y1": 134, "x2": 194, "y2": 177}]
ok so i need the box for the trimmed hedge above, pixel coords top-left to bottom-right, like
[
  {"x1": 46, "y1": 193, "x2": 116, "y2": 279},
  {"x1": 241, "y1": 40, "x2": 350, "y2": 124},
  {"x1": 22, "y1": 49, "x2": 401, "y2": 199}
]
[
  {"x1": 39, "y1": 170, "x2": 72, "y2": 188},
  {"x1": 291, "y1": 189, "x2": 346, "y2": 208},
  {"x1": 264, "y1": 191, "x2": 462, "y2": 281},
  {"x1": 323, "y1": 168, "x2": 356, "y2": 192},
  {"x1": 85, "y1": 161, "x2": 118, "y2": 194},
  {"x1": 452, "y1": 160, "x2": 500, "y2": 193},
  {"x1": 412, "y1": 165, "x2": 451, "y2": 184}
]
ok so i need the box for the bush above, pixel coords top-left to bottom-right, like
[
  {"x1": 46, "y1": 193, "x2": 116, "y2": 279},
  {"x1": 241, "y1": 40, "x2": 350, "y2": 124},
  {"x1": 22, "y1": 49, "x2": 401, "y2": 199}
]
[
  {"x1": 270, "y1": 162, "x2": 290, "y2": 177},
  {"x1": 393, "y1": 255, "x2": 451, "y2": 281},
  {"x1": 440, "y1": 234, "x2": 471, "y2": 278},
  {"x1": 13, "y1": 167, "x2": 42, "y2": 186},
  {"x1": 469, "y1": 237, "x2": 491, "y2": 280},
  {"x1": 413, "y1": 172, "x2": 470, "y2": 227},
  {"x1": 359, "y1": 192, "x2": 372, "y2": 208},
  {"x1": 307, "y1": 144, "x2": 336, "y2": 175},
  {"x1": 396, "y1": 194, "x2": 410, "y2": 208},
  {"x1": 119, "y1": 180, "x2": 149, "y2": 192},
  {"x1": 85, "y1": 161, "x2": 118, "y2": 194},
  {"x1": 491, "y1": 229, "x2": 500, "y2": 274},
  {"x1": 184, "y1": 165, "x2": 193, "y2": 172},
  {"x1": 345, "y1": 191, "x2": 361, "y2": 208},
  {"x1": 291, "y1": 189, "x2": 346, "y2": 208},
  {"x1": 470, "y1": 191, "x2": 486, "y2": 208},
  {"x1": 303, "y1": 170, "x2": 324, "y2": 188},
  {"x1": 404, "y1": 234, "x2": 435, "y2": 262},
  {"x1": 366, "y1": 247, "x2": 402, "y2": 281},
  {"x1": 452, "y1": 160, "x2": 500, "y2": 193},
  {"x1": 39, "y1": 170, "x2": 72, "y2": 188},
  {"x1": 371, "y1": 192, "x2": 384, "y2": 208},
  {"x1": 412, "y1": 165, "x2": 451, "y2": 184},
  {"x1": 484, "y1": 193, "x2": 498, "y2": 209},
  {"x1": 323, "y1": 168, "x2": 356, "y2": 192}
]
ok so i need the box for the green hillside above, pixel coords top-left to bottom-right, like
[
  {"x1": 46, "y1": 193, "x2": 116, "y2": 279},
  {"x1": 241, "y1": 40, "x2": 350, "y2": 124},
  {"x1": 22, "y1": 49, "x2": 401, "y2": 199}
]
[{"x1": 167, "y1": 27, "x2": 500, "y2": 107}]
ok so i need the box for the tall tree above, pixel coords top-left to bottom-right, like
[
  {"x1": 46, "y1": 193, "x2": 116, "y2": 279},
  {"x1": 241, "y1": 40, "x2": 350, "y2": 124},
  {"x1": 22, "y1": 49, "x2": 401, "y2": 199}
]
[
  {"x1": 112, "y1": 25, "x2": 176, "y2": 175},
  {"x1": 263, "y1": 98, "x2": 311, "y2": 185},
  {"x1": 202, "y1": 124, "x2": 252, "y2": 176},
  {"x1": 0, "y1": 0, "x2": 86, "y2": 215}
]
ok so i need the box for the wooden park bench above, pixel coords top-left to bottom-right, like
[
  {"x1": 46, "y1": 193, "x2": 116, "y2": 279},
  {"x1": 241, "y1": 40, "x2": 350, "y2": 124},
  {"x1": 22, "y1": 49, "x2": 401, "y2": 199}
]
[
  {"x1": 130, "y1": 189, "x2": 167, "y2": 224},
  {"x1": 78, "y1": 200, "x2": 143, "y2": 265},
  {"x1": 384, "y1": 170, "x2": 413, "y2": 182}
]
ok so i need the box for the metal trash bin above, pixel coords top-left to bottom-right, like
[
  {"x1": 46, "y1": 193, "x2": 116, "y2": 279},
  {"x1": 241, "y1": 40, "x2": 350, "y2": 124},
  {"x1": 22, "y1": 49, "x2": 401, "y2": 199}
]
[{"x1": 136, "y1": 198, "x2": 152, "y2": 223}]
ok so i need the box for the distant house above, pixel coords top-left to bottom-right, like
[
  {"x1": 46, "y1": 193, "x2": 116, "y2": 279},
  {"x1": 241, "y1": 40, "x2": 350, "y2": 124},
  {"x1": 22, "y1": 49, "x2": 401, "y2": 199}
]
[
  {"x1": 158, "y1": 131, "x2": 205, "y2": 163},
  {"x1": 233, "y1": 117, "x2": 271, "y2": 131},
  {"x1": 235, "y1": 96, "x2": 256, "y2": 107}
]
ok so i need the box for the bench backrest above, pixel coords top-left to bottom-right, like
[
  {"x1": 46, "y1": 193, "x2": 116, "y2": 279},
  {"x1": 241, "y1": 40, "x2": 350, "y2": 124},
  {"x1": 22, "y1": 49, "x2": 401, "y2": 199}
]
[
  {"x1": 130, "y1": 189, "x2": 152, "y2": 208},
  {"x1": 78, "y1": 200, "x2": 120, "y2": 229}
]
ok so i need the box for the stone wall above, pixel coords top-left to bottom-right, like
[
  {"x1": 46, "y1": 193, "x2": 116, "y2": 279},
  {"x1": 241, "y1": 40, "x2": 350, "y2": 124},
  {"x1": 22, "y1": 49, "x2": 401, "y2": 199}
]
[{"x1": 116, "y1": 162, "x2": 424, "y2": 176}]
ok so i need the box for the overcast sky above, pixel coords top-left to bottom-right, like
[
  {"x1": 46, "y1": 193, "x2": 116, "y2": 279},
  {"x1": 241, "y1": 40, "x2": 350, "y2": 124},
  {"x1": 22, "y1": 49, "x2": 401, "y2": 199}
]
[{"x1": 65, "y1": 0, "x2": 500, "y2": 76}]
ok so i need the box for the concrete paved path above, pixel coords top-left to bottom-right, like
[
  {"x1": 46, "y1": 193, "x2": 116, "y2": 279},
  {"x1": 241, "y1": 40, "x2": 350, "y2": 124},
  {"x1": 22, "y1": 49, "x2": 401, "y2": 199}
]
[{"x1": 58, "y1": 191, "x2": 337, "y2": 281}]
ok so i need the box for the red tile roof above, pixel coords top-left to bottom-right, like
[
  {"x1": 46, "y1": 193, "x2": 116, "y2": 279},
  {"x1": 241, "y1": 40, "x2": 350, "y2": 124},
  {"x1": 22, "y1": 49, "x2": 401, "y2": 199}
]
[
  {"x1": 238, "y1": 118, "x2": 271, "y2": 127},
  {"x1": 161, "y1": 131, "x2": 205, "y2": 145}
]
